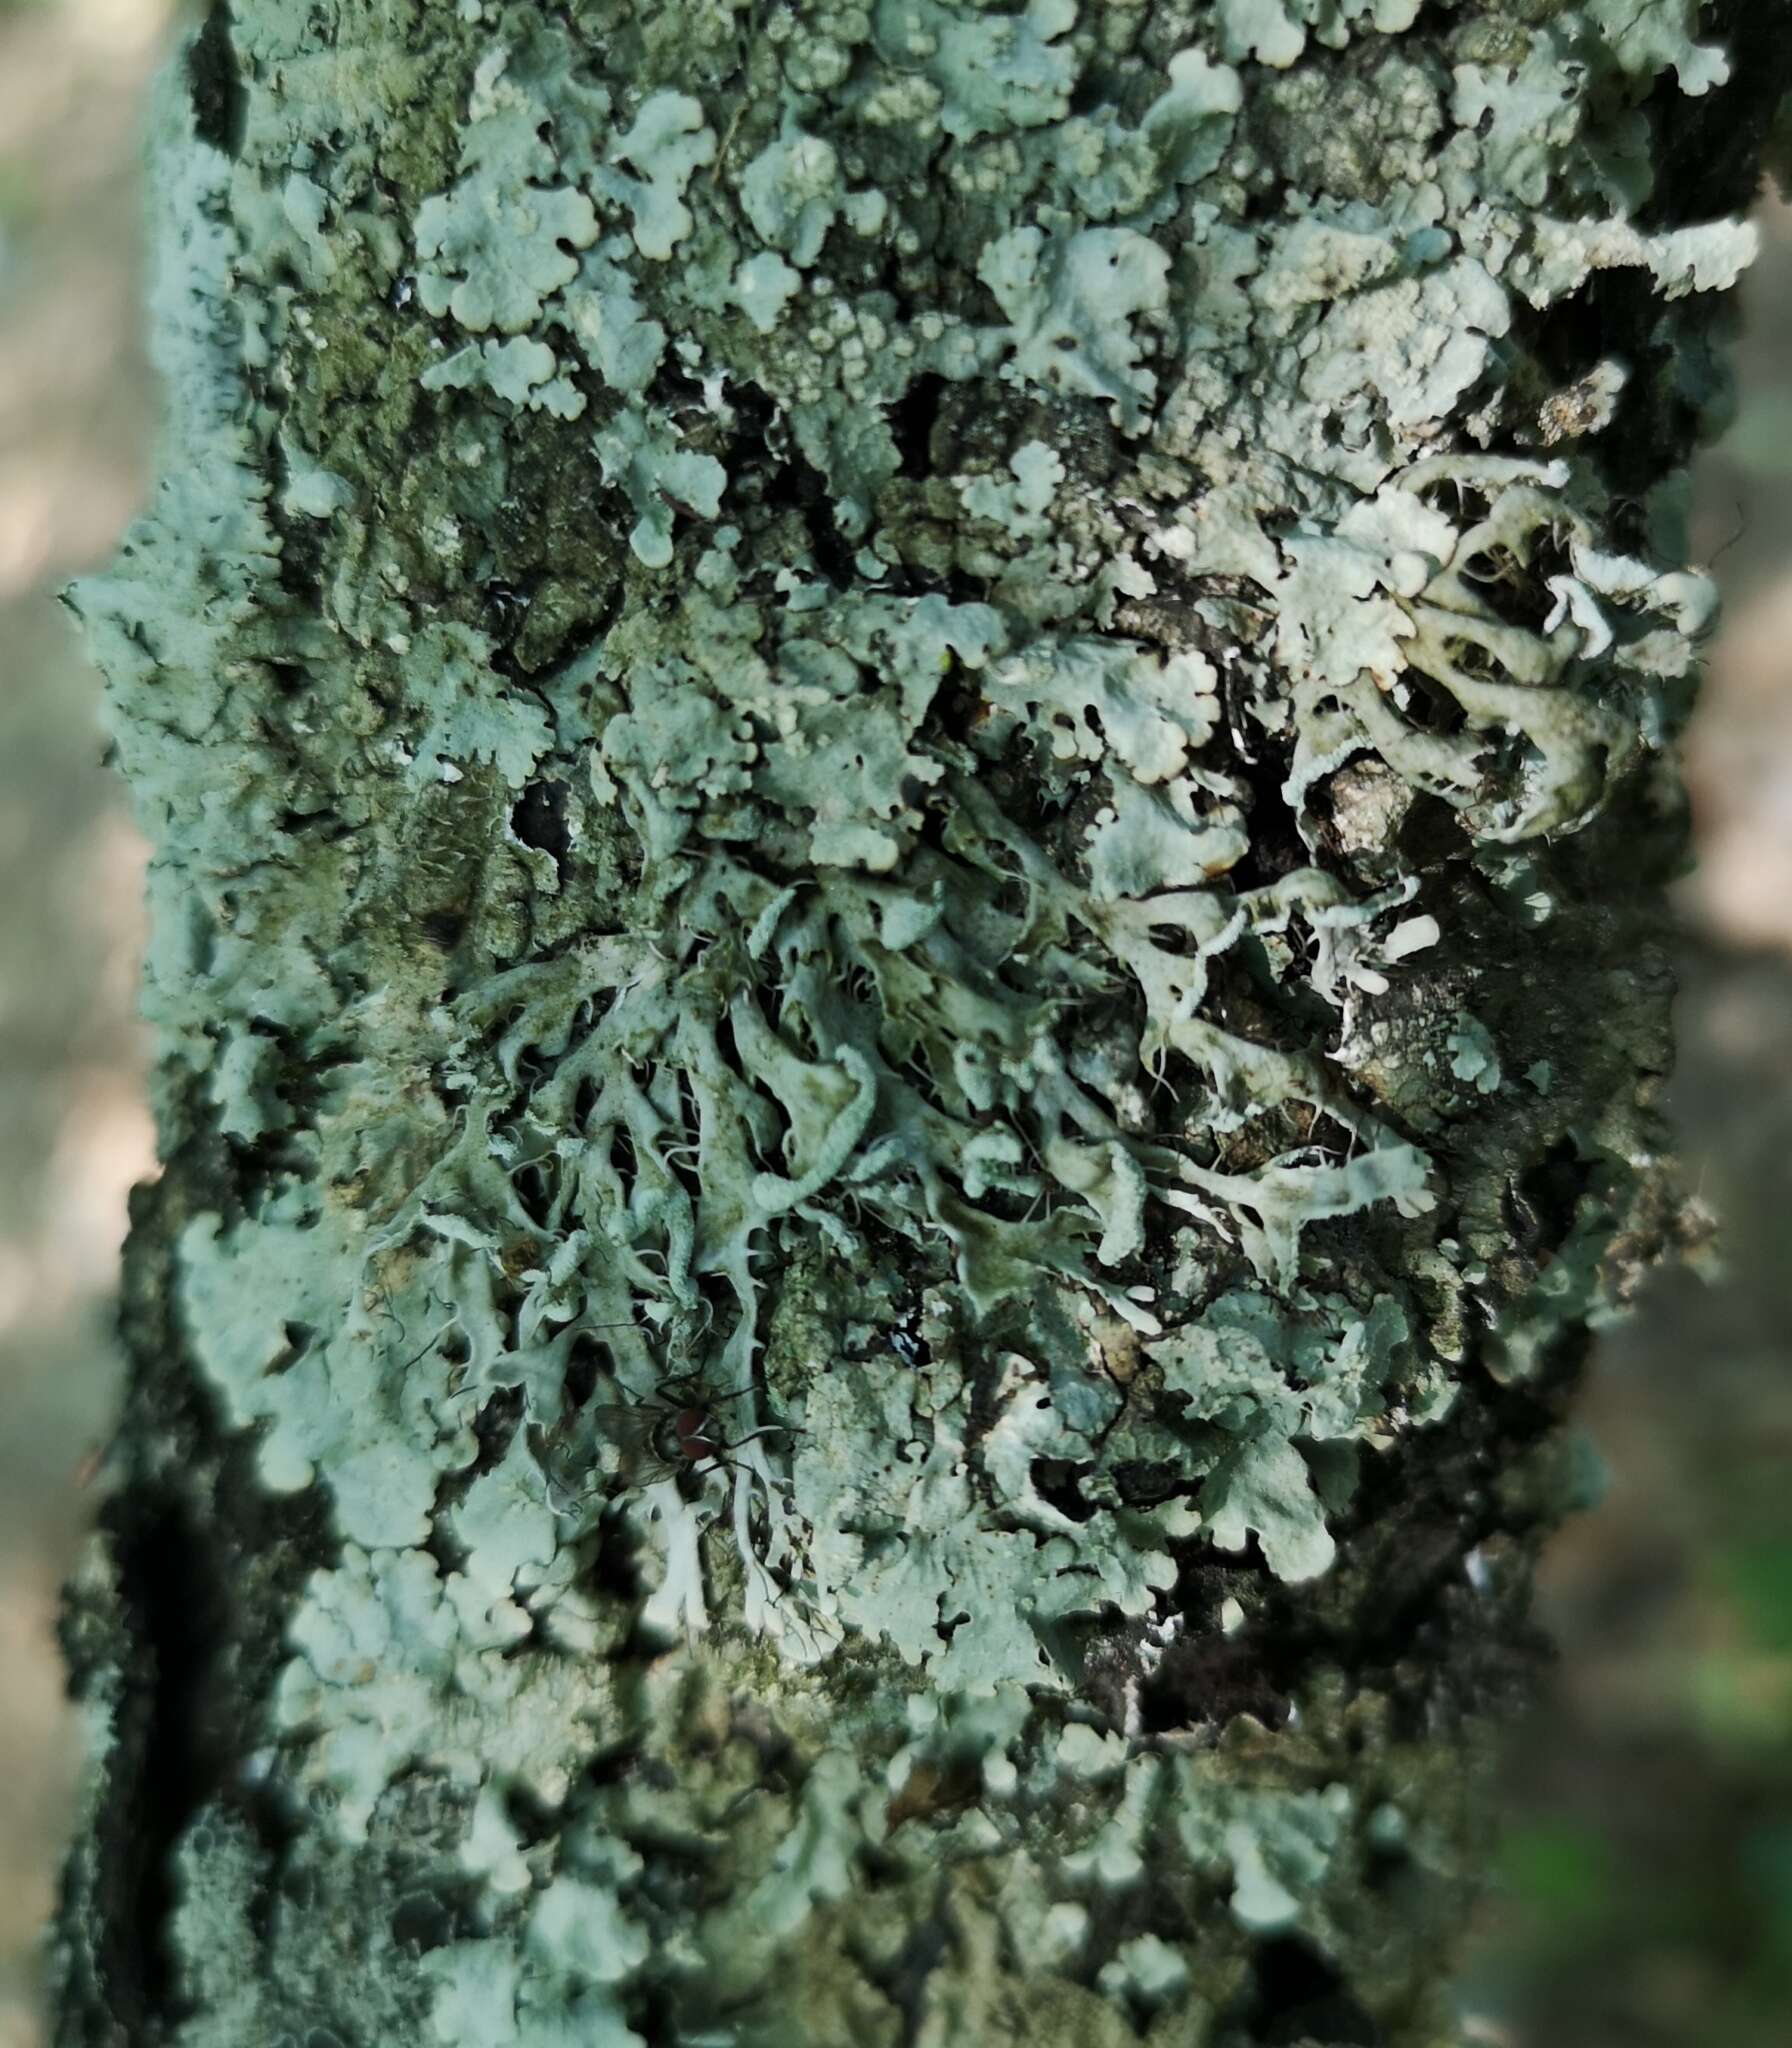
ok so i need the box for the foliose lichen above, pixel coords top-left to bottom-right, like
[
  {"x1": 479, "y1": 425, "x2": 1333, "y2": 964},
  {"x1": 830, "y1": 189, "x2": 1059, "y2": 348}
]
[{"x1": 58, "y1": 1, "x2": 1775, "y2": 2042}]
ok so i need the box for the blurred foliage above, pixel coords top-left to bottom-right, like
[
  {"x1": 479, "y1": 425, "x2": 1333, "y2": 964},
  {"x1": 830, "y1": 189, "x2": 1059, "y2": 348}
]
[
  {"x1": 0, "y1": 3, "x2": 164, "y2": 2042},
  {"x1": 1497, "y1": 1822, "x2": 1617, "y2": 1935},
  {"x1": 1722, "y1": 1539, "x2": 1792, "y2": 1656},
  {"x1": 1469, "y1": 948, "x2": 1792, "y2": 2048},
  {"x1": 1455, "y1": 195, "x2": 1792, "y2": 2045},
  {"x1": 1723, "y1": 391, "x2": 1792, "y2": 480}
]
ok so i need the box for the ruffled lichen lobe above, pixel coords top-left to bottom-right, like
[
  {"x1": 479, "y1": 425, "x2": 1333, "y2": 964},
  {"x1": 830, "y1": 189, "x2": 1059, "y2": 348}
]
[{"x1": 53, "y1": 2, "x2": 1786, "y2": 2044}]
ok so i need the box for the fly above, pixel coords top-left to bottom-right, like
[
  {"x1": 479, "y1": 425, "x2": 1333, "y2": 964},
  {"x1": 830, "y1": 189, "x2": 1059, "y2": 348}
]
[{"x1": 585, "y1": 1375, "x2": 793, "y2": 1489}]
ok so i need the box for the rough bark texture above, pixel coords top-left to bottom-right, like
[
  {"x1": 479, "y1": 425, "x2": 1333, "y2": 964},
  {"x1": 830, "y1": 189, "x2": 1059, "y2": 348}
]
[{"x1": 51, "y1": 3, "x2": 1790, "y2": 2045}]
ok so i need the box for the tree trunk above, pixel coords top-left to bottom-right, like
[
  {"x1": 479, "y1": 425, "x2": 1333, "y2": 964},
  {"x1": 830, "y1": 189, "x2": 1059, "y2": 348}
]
[{"x1": 51, "y1": 3, "x2": 1789, "y2": 2044}]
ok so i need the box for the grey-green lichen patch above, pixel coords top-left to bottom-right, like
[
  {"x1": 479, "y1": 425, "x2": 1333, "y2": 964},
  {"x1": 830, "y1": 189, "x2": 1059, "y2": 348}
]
[
  {"x1": 416, "y1": 175, "x2": 599, "y2": 334},
  {"x1": 875, "y1": 0, "x2": 1080, "y2": 141},
  {"x1": 731, "y1": 247, "x2": 802, "y2": 332},
  {"x1": 981, "y1": 224, "x2": 1171, "y2": 428},
  {"x1": 422, "y1": 335, "x2": 587, "y2": 417},
  {"x1": 401, "y1": 623, "x2": 556, "y2": 786},
  {"x1": 740, "y1": 126, "x2": 853, "y2": 266},
  {"x1": 62, "y1": 0, "x2": 1778, "y2": 2041},
  {"x1": 600, "y1": 89, "x2": 717, "y2": 261},
  {"x1": 1219, "y1": 0, "x2": 1421, "y2": 71},
  {"x1": 592, "y1": 405, "x2": 728, "y2": 564},
  {"x1": 1446, "y1": 1011, "x2": 1504, "y2": 1097},
  {"x1": 272, "y1": 1531, "x2": 624, "y2": 1839},
  {"x1": 1588, "y1": 0, "x2": 1731, "y2": 94}
]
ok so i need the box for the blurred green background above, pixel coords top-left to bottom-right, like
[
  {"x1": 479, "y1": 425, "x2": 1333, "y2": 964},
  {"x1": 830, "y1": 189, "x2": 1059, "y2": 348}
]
[{"x1": 1, "y1": 5, "x2": 1789, "y2": 2043}]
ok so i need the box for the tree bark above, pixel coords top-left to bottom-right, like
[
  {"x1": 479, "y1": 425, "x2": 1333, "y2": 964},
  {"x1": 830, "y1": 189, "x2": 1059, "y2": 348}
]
[{"x1": 52, "y1": 3, "x2": 1790, "y2": 2044}]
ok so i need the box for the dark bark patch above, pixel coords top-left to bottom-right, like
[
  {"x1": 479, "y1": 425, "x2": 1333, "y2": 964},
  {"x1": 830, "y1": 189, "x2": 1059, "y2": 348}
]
[
  {"x1": 1247, "y1": 1936, "x2": 1380, "y2": 2047},
  {"x1": 1030, "y1": 1457, "x2": 1097, "y2": 1523},
  {"x1": 1137, "y1": 1633, "x2": 1292, "y2": 1735},
  {"x1": 511, "y1": 779, "x2": 572, "y2": 866},
  {"x1": 889, "y1": 373, "x2": 947, "y2": 480},
  {"x1": 109, "y1": 1488, "x2": 234, "y2": 2020},
  {"x1": 418, "y1": 908, "x2": 465, "y2": 952},
  {"x1": 759, "y1": 443, "x2": 858, "y2": 587},
  {"x1": 187, "y1": 5, "x2": 246, "y2": 158}
]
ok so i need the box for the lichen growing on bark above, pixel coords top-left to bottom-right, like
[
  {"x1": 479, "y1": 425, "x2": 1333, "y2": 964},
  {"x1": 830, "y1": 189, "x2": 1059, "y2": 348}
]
[{"x1": 51, "y1": 4, "x2": 1790, "y2": 2045}]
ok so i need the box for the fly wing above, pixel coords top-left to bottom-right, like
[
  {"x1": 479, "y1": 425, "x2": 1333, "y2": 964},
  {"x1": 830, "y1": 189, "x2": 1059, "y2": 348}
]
[{"x1": 586, "y1": 1401, "x2": 677, "y2": 1480}]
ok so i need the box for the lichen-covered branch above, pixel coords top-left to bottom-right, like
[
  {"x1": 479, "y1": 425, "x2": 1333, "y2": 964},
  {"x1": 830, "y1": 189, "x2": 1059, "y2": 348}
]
[{"x1": 53, "y1": 4, "x2": 1789, "y2": 2045}]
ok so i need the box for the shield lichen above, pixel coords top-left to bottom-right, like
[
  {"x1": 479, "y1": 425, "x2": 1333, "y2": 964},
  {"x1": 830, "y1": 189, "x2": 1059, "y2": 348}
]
[{"x1": 56, "y1": 3, "x2": 1780, "y2": 2044}]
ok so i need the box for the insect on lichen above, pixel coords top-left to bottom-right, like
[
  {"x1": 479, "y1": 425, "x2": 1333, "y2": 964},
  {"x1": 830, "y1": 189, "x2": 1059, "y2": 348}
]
[{"x1": 558, "y1": 1367, "x2": 795, "y2": 1501}]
